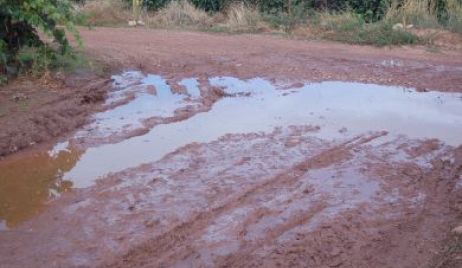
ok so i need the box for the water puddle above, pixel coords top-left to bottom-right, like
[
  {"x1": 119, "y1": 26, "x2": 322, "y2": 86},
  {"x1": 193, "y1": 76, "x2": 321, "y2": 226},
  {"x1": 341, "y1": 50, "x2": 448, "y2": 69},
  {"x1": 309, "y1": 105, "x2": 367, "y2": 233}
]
[
  {"x1": 75, "y1": 72, "x2": 191, "y2": 140},
  {"x1": 1, "y1": 71, "x2": 461, "y2": 227},
  {"x1": 179, "y1": 78, "x2": 201, "y2": 98},
  {"x1": 65, "y1": 76, "x2": 462, "y2": 188},
  {"x1": 0, "y1": 147, "x2": 79, "y2": 228}
]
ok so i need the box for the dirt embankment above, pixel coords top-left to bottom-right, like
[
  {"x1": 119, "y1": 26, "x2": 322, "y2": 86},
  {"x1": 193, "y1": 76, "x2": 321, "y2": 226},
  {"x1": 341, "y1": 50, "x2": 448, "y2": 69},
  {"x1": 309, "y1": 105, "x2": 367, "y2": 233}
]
[{"x1": 0, "y1": 72, "x2": 110, "y2": 157}]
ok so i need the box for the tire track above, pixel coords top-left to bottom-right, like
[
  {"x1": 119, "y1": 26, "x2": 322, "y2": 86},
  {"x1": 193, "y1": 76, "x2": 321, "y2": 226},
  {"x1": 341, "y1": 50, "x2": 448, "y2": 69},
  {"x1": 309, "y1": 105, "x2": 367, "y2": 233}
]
[{"x1": 103, "y1": 132, "x2": 387, "y2": 267}]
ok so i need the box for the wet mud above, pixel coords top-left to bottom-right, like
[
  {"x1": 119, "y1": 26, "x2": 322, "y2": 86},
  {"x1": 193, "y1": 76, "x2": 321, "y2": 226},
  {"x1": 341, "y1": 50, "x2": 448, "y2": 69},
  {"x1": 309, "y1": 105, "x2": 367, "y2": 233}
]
[
  {"x1": 0, "y1": 70, "x2": 462, "y2": 267},
  {"x1": 0, "y1": 74, "x2": 109, "y2": 157}
]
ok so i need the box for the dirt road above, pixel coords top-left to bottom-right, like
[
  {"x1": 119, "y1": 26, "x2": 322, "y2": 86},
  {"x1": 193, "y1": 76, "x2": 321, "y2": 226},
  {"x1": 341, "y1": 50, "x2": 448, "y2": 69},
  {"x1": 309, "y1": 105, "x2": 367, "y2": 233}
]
[
  {"x1": 79, "y1": 27, "x2": 462, "y2": 92},
  {"x1": 1, "y1": 28, "x2": 462, "y2": 268}
]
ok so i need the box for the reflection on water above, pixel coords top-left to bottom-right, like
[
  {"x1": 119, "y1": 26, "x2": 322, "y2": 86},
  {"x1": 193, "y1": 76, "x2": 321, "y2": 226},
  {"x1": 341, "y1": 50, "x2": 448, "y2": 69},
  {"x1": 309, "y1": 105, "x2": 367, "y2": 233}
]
[
  {"x1": 65, "y1": 76, "x2": 462, "y2": 188},
  {"x1": 179, "y1": 78, "x2": 201, "y2": 98},
  {"x1": 0, "y1": 148, "x2": 81, "y2": 228}
]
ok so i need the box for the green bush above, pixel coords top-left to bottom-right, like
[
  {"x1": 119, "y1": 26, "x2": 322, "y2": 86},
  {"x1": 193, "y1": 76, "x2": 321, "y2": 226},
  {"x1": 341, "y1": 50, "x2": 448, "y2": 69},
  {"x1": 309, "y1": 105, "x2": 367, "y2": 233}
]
[{"x1": 0, "y1": 0, "x2": 81, "y2": 82}]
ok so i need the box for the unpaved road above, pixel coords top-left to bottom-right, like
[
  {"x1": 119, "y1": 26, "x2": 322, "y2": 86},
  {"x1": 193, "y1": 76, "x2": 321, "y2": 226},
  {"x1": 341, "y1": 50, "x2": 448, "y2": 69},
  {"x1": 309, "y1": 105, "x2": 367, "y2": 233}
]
[
  {"x1": 80, "y1": 27, "x2": 462, "y2": 92},
  {"x1": 1, "y1": 28, "x2": 462, "y2": 268}
]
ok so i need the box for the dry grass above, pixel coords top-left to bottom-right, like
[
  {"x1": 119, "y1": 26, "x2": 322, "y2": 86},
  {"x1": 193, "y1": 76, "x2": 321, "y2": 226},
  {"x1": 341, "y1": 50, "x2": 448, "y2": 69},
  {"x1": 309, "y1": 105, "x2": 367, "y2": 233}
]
[
  {"x1": 223, "y1": 3, "x2": 266, "y2": 32},
  {"x1": 146, "y1": 1, "x2": 269, "y2": 33},
  {"x1": 385, "y1": 0, "x2": 440, "y2": 28},
  {"x1": 384, "y1": 0, "x2": 462, "y2": 34},
  {"x1": 76, "y1": 0, "x2": 131, "y2": 26},
  {"x1": 146, "y1": 0, "x2": 211, "y2": 29},
  {"x1": 445, "y1": 0, "x2": 462, "y2": 34}
]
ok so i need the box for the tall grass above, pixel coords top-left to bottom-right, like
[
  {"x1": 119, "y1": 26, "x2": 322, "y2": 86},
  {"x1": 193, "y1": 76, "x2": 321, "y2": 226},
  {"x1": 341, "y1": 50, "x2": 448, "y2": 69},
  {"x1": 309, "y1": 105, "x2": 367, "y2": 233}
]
[
  {"x1": 385, "y1": 0, "x2": 440, "y2": 28},
  {"x1": 76, "y1": 0, "x2": 131, "y2": 26},
  {"x1": 146, "y1": 0, "x2": 211, "y2": 28},
  {"x1": 385, "y1": 0, "x2": 462, "y2": 33},
  {"x1": 445, "y1": 0, "x2": 462, "y2": 33},
  {"x1": 223, "y1": 3, "x2": 264, "y2": 32}
]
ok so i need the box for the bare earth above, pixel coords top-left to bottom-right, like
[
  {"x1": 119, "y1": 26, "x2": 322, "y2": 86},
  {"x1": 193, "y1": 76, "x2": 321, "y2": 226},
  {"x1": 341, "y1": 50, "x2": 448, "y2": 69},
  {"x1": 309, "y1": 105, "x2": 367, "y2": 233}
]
[{"x1": 1, "y1": 28, "x2": 462, "y2": 268}]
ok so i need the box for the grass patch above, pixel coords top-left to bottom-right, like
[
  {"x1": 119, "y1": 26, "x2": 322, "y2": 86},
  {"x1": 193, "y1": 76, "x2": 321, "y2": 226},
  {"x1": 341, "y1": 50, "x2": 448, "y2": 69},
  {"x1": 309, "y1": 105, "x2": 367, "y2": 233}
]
[{"x1": 315, "y1": 12, "x2": 420, "y2": 46}]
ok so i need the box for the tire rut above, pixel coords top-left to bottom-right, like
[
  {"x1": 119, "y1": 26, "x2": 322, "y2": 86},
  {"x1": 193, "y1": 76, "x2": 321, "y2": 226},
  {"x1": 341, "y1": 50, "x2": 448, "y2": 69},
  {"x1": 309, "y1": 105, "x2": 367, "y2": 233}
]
[{"x1": 103, "y1": 132, "x2": 387, "y2": 267}]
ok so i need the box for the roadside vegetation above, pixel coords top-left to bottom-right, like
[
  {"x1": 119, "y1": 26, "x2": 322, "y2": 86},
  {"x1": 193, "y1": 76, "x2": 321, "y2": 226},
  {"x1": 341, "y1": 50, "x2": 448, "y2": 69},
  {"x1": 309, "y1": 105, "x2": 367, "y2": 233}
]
[
  {"x1": 1, "y1": 0, "x2": 461, "y2": 84},
  {"x1": 78, "y1": 0, "x2": 462, "y2": 46},
  {"x1": 0, "y1": 0, "x2": 88, "y2": 84}
]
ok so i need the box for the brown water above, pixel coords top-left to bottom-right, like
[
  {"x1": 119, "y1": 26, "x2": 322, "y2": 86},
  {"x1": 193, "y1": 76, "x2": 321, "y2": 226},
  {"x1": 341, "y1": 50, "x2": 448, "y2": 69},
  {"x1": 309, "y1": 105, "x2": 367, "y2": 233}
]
[
  {"x1": 0, "y1": 147, "x2": 80, "y2": 228},
  {"x1": 1, "y1": 72, "x2": 461, "y2": 229}
]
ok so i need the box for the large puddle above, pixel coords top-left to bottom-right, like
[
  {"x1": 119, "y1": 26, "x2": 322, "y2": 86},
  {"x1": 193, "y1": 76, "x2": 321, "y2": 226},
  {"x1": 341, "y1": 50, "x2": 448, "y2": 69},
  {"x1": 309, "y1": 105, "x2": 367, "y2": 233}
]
[{"x1": 1, "y1": 71, "x2": 461, "y2": 228}]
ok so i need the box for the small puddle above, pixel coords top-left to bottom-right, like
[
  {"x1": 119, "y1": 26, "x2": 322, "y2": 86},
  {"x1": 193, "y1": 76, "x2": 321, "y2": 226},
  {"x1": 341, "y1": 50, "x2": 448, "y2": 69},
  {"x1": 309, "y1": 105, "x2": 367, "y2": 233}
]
[
  {"x1": 179, "y1": 78, "x2": 201, "y2": 98},
  {"x1": 1, "y1": 71, "x2": 461, "y2": 227},
  {"x1": 75, "y1": 72, "x2": 190, "y2": 140},
  {"x1": 0, "y1": 147, "x2": 79, "y2": 228}
]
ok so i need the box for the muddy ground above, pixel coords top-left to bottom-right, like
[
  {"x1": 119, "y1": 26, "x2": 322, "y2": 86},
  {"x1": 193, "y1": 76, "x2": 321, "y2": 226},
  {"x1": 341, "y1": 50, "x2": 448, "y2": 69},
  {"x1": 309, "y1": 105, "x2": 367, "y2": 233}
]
[
  {"x1": 1, "y1": 28, "x2": 462, "y2": 268},
  {"x1": 0, "y1": 72, "x2": 110, "y2": 157},
  {"x1": 2, "y1": 27, "x2": 462, "y2": 157}
]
